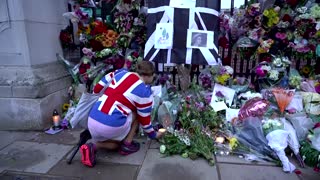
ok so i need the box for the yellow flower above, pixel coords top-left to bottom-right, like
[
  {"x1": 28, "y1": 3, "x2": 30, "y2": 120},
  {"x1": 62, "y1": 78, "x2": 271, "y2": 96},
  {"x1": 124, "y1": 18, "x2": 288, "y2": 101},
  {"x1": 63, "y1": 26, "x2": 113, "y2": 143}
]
[
  {"x1": 267, "y1": 21, "x2": 273, "y2": 27},
  {"x1": 216, "y1": 74, "x2": 231, "y2": 85},
  {"x1": 272, "y1": 17, "x2": 279, "y2": 24},
  {"x1": 263, "y1": 10, "x2": 270, "y2": 17},
  {"x1": 229, "y1": 137, "x2": 239, "y2": 150},
  {"x1": 85, "y1": 26, "x2": 91, "y2": 34},
  {"x1": 62, "y1": 103, "x2": 70, "y2": 111},
  {"x1": 301, "y1": 66, "x2": 311, "y2": 74}
]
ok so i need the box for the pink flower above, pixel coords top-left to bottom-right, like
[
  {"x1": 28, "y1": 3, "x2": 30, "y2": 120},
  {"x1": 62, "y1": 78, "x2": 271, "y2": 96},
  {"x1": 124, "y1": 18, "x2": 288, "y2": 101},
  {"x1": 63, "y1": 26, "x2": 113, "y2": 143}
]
[
  {"x1": 256, "y1": 66, "x2": 266, "y2": 77},
  {"x1": 186, "y1": 95, "x2": 192, "y2": 102},
  {"x1": 275, "y1": 32, "x2": 287, "y2": 40},
  {"x1": 125, "y1": 60, "x2": 132, "y2": 69}
]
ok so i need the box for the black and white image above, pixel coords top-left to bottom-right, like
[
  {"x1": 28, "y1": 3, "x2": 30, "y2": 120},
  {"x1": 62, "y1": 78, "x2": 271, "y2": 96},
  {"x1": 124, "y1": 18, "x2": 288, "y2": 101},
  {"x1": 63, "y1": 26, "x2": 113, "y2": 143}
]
[
  {"x1": 186, "y1": 29, "x2": 214, "y2": 49},
  {"x1": 191, "y1": 32, "x2": 207, "y2": 47}
]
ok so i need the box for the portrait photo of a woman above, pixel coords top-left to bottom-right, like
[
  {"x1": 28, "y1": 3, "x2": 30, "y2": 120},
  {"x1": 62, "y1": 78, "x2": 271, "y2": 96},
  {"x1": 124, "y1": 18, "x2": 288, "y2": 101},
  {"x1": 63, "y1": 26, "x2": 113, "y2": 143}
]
[{"x1": 191, "y1": 32, "x2": 207, "y2": 47}]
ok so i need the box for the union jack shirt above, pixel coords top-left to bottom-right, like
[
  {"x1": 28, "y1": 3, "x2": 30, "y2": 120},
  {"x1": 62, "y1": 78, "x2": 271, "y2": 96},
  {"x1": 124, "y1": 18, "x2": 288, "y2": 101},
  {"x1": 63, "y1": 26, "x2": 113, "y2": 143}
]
[{"x1": 89, "y1": 68, "x2": 156, "y2": 139}]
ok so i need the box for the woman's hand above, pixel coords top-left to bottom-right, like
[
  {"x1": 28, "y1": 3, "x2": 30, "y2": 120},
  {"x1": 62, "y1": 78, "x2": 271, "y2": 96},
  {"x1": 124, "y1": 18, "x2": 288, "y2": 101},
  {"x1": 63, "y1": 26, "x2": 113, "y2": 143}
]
[{"x1": 156, "y1": 131, "x2": 165, "y2": 139}]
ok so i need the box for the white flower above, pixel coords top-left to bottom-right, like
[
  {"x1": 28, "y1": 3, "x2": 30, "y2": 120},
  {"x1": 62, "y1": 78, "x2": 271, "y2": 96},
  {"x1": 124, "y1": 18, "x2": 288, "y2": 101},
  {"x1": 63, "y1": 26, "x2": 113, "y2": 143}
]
[
  {"x1": 101, "y1": 48, "x2": 112, "y2": 55},
  {"x1": 261, "y1": 65, "x2": 271, "y2": 71},
  {"x1": 273, "y1": 58, "x2": 283, "y2": 67},
  {"x1": 316, "y1": 21, "x2": 320, "y2": 31},
  {"x1": 282, "y1": 57, "x2": 291, "y2": 65},
  {"x1": 299, "y1": 13, "x2": 311, "y2": 19},
  {"x1": 224, "y1": 66, "x2": 234, "y2": 75},
  {"x1": 277, "y1": 21, "x2": 290, "y2": 28},
  {"x1": 269, "y1": 70, "x2": 279, "y2": 81},
  {"x1": 297, "y1": 7, "x2": 308, "y2": 14}
]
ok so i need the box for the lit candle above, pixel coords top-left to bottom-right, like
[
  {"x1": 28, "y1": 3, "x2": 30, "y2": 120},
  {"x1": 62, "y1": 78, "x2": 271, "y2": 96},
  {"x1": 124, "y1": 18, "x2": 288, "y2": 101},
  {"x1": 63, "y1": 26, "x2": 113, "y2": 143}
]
[
  {"x1": 158, "y1": 128, "x2": 167, "y2": 133},
  {"x1": 52, "y1": 109, "x2": 61, "y2": 127},
  {"x1": 215, "y1": 137, "x2": 225, "y2": 144}
]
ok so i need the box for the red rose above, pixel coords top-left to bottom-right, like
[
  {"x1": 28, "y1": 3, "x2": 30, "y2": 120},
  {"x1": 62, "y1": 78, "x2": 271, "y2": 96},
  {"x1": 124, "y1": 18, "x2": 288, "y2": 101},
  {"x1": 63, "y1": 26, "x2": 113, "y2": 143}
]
[
  {"x1": 223, "y1": 56, "x2": 231, "y2": 66},
  {"x1": 282, "y1": 14, "x2": 292, "y2": 22},
  {"x1": 286, "y1": 0, "x2": 298, "y2": 7},
  {"x1": 114, "y1": 58, "x2": 125, "y2": 69},
  {"x1": 132, "y1": 52, "x2": 139, "y2": 58},
  {"x1": 218, "y1": 36, "x2": 229, "y2": 48},
  {"x1": 314, "y1": 122, "x2": 320, "y2": 129},
  {"x1": 123, "y1": 0, "x2": 131, "y2": 4},
  {"x1": 79, "y1": 63, "x2": 91, "y2": 74},
  {"x1": 89, "y1": 39, "x2": 104, "y2": 52},
  {"x1": 309, "y1": 44, "x2": 316, "y2": 51}
]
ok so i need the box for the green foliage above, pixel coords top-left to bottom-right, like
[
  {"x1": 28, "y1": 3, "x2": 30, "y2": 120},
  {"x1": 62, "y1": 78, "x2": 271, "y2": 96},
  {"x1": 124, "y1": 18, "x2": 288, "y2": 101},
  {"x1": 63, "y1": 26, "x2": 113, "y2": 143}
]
[
  {"x1": 160, "y1": 84, "x2": 222, "y2": 165},
  {"x1": 300, "y1": 141, "x2": 320, "y2": 167}
]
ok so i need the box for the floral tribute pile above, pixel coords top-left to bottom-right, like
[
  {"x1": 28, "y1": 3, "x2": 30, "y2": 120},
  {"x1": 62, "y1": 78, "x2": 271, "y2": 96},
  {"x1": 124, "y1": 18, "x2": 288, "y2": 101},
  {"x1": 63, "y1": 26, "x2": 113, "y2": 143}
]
[
  {"x1": 59, "y1": 0, "x2": 146, "y2": 91},
  {"x1": 153, "y1": 60, "x2": 320, "y2": 173},
  {"x1": 57, "y1": 0, "x2": 320, "y2": 174},
  {"x1": 219, "y1": 0, "x2": 320, "y2": 71}
]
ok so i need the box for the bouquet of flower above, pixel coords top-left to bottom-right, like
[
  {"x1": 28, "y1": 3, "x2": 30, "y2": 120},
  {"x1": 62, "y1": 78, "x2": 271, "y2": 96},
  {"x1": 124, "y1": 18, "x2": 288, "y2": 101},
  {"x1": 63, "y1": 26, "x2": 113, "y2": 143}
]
[
  {"x1": 125, "y1": 50, "x2": 142, "y2": 71},
  {"x1": 211, "y1": 65, "x2": 234, "y2": 85},
  {"x1": 262, "y1": 118, "x2": 296, "y2": 173},
  {"x1": 262, "y1": 118, "x2": 284, "y2": 136},
  {"x1": 231, "y1": 77, "x2": 249, "y2": 93}
]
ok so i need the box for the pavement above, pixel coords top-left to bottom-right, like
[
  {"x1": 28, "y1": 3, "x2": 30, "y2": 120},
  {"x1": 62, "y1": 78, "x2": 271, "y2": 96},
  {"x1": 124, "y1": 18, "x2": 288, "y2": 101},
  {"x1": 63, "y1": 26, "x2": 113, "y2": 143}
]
[{"x1": 0, "y1": 129, "x2": 319, "y2": 180}]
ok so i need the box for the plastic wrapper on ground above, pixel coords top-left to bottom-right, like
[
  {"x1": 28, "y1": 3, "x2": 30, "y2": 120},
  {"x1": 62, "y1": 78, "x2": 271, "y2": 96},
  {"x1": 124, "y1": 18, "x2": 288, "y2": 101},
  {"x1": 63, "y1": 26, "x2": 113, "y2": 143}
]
[
  {"x1": 70, "y1": 92, "x2": 101, "y2": 129},
  {"x1": 280, "y1": 118, "x2": 300, "y2": 155},
  {"x1": 310, "y1": 128, "x2": 320, "y2": 151},
  {"x1": 285, "y1": 112, "x2": 315, "y2": 141}
]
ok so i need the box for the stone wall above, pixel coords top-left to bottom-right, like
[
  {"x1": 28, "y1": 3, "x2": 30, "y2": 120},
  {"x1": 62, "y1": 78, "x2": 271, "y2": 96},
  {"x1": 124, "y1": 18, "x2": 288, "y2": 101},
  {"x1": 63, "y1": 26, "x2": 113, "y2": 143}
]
[{"x1": 0, "y1": 0, "x2": 72, "y2": 130}]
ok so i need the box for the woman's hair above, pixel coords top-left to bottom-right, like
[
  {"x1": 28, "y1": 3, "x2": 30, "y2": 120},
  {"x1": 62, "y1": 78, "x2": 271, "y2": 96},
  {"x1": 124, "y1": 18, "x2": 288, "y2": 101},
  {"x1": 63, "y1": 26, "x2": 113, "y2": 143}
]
[{"x1": 136, "y1": 61, "x2": 155, "y2": 76}]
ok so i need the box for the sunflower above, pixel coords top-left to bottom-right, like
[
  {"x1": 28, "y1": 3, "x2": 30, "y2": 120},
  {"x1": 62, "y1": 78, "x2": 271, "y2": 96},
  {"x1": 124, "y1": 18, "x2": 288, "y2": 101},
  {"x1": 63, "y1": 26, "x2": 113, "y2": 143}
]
[
  {"x1": 301, "y1": 66, "x2": 311, "y2": 75},
  {"x1": 62, "y1": 103, "x2": 70, "y2": 111}
]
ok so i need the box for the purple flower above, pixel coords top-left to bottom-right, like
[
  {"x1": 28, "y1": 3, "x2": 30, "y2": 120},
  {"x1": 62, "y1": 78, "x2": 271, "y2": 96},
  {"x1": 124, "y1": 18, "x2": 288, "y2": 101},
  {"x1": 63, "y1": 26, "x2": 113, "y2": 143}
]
[
  {"x1": 195, "y1": 102, "x2": 205, "y2": 110},
  {"x1": 159, "y1": 75, "x2": 169, "y2": 85},
  {"x1": 205, "y1": 94, "x2": 212, "y2": 104},
  {"x1": 315, "y1": 83, "x2": 320, "y2": 94},
  {"x1": 215, "y1": 91, "x2": 225, "y2": 98}
]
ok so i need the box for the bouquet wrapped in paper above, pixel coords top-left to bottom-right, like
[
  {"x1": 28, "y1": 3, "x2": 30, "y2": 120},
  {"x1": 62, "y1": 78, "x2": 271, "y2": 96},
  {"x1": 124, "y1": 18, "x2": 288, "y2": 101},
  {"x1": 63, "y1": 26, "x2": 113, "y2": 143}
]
[
  {"x1": 262, "y1": 118, "x2": 296, "y2": 172},
  {"x1": 233, "y1": 117, "x2": 278, "y2": 161}
]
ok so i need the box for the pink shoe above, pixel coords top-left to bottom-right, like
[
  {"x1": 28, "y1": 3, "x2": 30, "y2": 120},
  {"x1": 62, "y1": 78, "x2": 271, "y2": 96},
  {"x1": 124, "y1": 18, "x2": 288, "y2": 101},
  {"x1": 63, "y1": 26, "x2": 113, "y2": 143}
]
[
  {"x1": 119, "y1": 140, "x2": 140, "y2": 156},
  {"x1": 80, "y1": 143, "x2": 96, "y2": 167}
]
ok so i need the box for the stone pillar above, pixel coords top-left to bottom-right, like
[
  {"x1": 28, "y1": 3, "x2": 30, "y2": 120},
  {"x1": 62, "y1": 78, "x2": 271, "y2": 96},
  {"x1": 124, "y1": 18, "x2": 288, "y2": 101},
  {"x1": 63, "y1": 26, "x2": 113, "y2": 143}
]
[{"x1": 0, "y1": 0, "x2": 72, "y2": 130}]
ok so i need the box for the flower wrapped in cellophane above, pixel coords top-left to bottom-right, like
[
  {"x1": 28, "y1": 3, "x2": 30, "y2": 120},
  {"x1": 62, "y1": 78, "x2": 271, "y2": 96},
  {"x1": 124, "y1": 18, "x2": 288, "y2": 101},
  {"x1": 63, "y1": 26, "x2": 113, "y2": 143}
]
[{"x1": 262, "y1": 118, "x2": 296, "y2": 172}]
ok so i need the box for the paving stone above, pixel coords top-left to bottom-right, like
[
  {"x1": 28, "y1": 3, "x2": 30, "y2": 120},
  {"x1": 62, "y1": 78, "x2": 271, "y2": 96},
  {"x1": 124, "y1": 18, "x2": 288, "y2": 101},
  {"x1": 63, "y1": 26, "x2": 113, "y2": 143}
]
[
  {"x1": 0, "y1": 131, "x2": 37, "y2": 150},
  {"x1": 288, "y1": 156, "x2": 320, "y2": 180},
  {"x1": 0, "y1": 141, "x2": 73, "y2": 173},
  {"x1": 297, "y1": 167, "x2": 320, "y2": 180},
  {"x1": 216, "y1": 155, "x2": 276, "y2": 166},
  {"x1": 30, "y1": 129, "x2": 83, "y2": 145},
  {"x1": 218, "y1": 163, "x2": 300, "y2": 180},
  {"x1": 149, "y1": 140, "x2": 160, "y2": 149},
  {"x1": 137, "y1": 149, "x2": 219, "y2": 180},
  {"x1": 0, "y1": 171, "x2": 80, "y2": 180},
  {"x1": 67, "y1": 138, "x2": 150, "y2": 165},
  {"x1": 48, "y1": 160, "x2": 138, "y2": 180}
]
